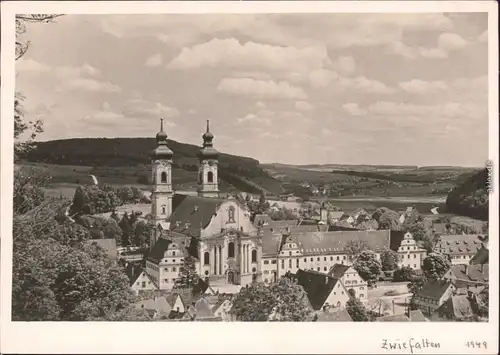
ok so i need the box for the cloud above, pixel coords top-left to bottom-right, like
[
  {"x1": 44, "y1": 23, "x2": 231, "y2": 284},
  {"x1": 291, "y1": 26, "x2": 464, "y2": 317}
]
[
  {"x1": 342, "y1": 103, "x2": 366, "y2": 116},
  {"x1": 145, "y1": 53, "x2": 162, "y2": 67},
  {"x1": 217, "y1": 77, "x2": 307, "y2": 99},
  {"x1": 55, "y1": 63, "x2": 101, "y2": 79},
  {"x1": 478, "y1": 30, "x2": 488, "y2": 43},
  {"x1": 338, "y1": 76, "x2": 395, "y2": 94},
  {"x1": 399, "y1": 79, "x2": 448, "y2": 94},
  {"x1": 123, "y1": 98, "x2": 179, "y2": 119},
  {"x1": 236, "y1": 111, "x2": 273, "y2": 126},
  {"x1": 166, "y1": 38, "x2": 330, "y2": 74},
  {"x1": 60, "y1": 78, "x2": 122, "y2": 93},
  {"x1": 16, "y1": 58, "x2": 51, "y2": 73},
  {"x1": 254, "y1": 101, "x2": 267, "y2": 109},
  {"x1": 295, "y1": 101, "x2": 314, "y2": 111},
  {"x1": 308, "y1": 69, "x2": 338, "y2": 88},
  {"x1": 332, "y1": 56, "x2": 356, "y2": 75},
  {"x1": 389, "y1": 32, "x2": 468, "y2": 60},
  {"x1": 438, "y1": 32, "x2": 468, "y2": 51}
]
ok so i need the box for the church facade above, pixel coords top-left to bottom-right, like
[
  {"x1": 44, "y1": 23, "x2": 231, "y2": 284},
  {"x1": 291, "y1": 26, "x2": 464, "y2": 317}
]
[{"x1": 145, "y1": 120, "x2": 263, "y2": 289}]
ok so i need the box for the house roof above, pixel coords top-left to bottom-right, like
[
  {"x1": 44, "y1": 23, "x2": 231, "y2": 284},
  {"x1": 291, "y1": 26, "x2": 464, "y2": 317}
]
[
  {"x1": 291, "y1": 269, "x2": 341, "y2": 311},
  {"x1": 470, "y1": 247, "x2": 489, "y2": 265},
  {"x1": 135, "y1": 296, "x2": 172, "y2": 316},
  {"x1": 330, "y1": 211, "x2": 345, "y2": 219},
  {"x1": 409, "y1": 309, "x2": 427, "y2": 322},
  {"x1": 84, "y1": 238, "x2": 117, "y2": 260},
  {"x1": 316, "y1": 309, "x2": 352, "y2": 322},
  {"x1": 434, "y1": 234, "x2": 486, "y2": 255},
  {"x1": 437, "y1": 295, "x2": 474, "y2": 320},
  {"x1": 376, "y1": 314, "x2": 410, "y2": 322},
  {"x1": 125, "y1": 263, "x2": 146, "y2": 285},
  {"x1": 147, "y1": 238, "x2": 173, "y2": 263},
  {"x1": 416, "y1": 279, "x2": 453, "y2": 300},
  {"x1": 168, "y1": 194, "x2": 226, "y2": 237},
  {"x1": 194, "y1": 298, "x2": 215, "y2": 318},
  {"x1": 328, "y1": 264, "x2": 351, "y2": 279},
  {"x1": 449, "y1": 264, "x2": 489, "y2": 284}
]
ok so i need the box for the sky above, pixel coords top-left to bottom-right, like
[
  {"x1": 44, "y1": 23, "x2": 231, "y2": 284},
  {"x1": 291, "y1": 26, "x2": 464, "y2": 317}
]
[{"x1": 15, "y1": 13, "x2": 489, "y2": 167}]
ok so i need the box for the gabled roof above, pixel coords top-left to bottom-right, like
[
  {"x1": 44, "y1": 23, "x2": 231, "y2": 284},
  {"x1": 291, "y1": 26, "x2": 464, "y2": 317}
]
[
  {"x1": 147, "y1": 238, "x2": 173, "y2": 263},
  {"x1": 470, "y1": 247, "x2": 489, "y2": 265},
  {"x1": 168, "y1": 194, "x2": 226, "y2": 237},
  {"x1": 449, "y1": 264, "x2": 489, "y2": 283},
  {"x1": 409, "y1": 309, "x2": 427, "y2": 322},
  {"x1": 376, "y1": 314, "x2": 410, "y2": 322},
  {"x1": 328, "y1": 264, "x2": 351, "y2": 279},
  {"x1": 292, "y1": 269, "x2": 341, "y2": 311},
  {"x1": 437, "y1": 295, "x2": 474, "y2": 320},
  {"x1": 125, "y1": 263, "x2": 146, "y2": 285},
  {"x1": 84, "y1": 238, "x2": 117, "y2": 260},
  {"x1": 330, "y1": 211, "x2": 345, "y2": 219},
  {"x1": 416, "y1": 279, "x2": 453, "y2": 300},
  {"x1": 316, "y1": 309, "x2": 352, "y2": 322}
]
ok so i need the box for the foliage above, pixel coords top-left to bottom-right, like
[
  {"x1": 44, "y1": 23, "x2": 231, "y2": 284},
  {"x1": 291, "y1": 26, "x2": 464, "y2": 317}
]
[
  {"x1": 344, "y1": 240, "x2": 370, "y2": 261},
  {"x1": 393, "y1": 266, "x2": 416, "y2": 282},
  {"x1": 231, "y1": 278, "x2": 312, "y2": 321},
  {"x1": 353, "y1": 250, "x2": 382, "y2": 285},
  {"x1": 13, "y1": 166, "x2": 51, "y2": 214},
  {"x1": 422, "y1": 253, "x2": 451, "y2": 280},
  {"x1": 380, "y1": 248, "x2": 400, "y2": 271},
  {"x1": 70, "y1": 185, "x2": 121, "y2": 215},
  {"x1": 173, "y1": 256, "x2": 199, "y2": 289},
  {"x1": 446, "y1": 168, "x2": 489, "y2": 221},
  {"x1": 268, "y1": 207, "x2": 297, "y2": 221},
  {"x1": 132, "y1": 220, "x2": 152, "y2": 248},
  {"x1": 405, "y1": 221, "x2": 429, "y2": 242},
  {"x1": 346, "y1": 297, "x2": 370, "y2": 321}
]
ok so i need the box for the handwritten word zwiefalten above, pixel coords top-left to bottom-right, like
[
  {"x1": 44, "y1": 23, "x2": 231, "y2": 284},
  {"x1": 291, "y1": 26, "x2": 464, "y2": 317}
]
[{"x1": 381, "y1": 338, "x2": 441, "y2": 354}]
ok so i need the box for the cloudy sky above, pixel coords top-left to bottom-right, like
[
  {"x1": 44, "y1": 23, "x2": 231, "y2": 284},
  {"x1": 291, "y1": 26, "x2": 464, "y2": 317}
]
[{"x1": 16, "y1": 13, "x2": 488, "y2": 166}]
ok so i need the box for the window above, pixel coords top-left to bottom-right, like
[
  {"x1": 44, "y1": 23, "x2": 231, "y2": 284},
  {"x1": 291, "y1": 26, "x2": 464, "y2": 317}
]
[
  {"x1": 161, "y1": 171, "x2": 167, "y2": 183},
  {"x1": 304, "y1": 258, "x2": 307, "y2": 262},
  {"x1": 204, "y1": 252, "x2": 210, "y2": 265},
  {"x1": 414, "y1": 264, "x2": 417, "y2": 268},
  {"x1": 205, "y1": 270, "x2": 209, "y2": 276},
  {"x1": 265, "y1": 279, "x2": 269, "y2": 283},
  {"x1": 317, "y1": 257, "x2": 320, "y2": 261},
  {"x1": 360, "y1": 294, "x2": 364, "y2": 298},
  {"x1": 288, "y1": 259, "x2": 292, "y2": 268},
  {"x1": 281, "y1": 259, "x2": 285, "y2": 269},
  {"x1": 310, "y1": 258, "x2": 313, "y2": 262},
  {"x1": 271, "y1": 260, "x2": 277, "y2": 264},
  {"x1": 324, "y1": 257, "x2": 327, "y2": 261},
  {"x1": 164, "y1": 279, "x2": 168, "y2": 283},
  {"x1": 336, "y1": 256, "x2": 340, "y2": 261},
  {"x1": 173, "y1": 259, "x2": 176, "y2": 263},
  {"x1": 172, "y1": 251, "x2": 176, "y2": 256},
  {"x1": 228, "y1": 242, "x2": 235, "y2": 258},
  {"x1": 161, "y1": 205, "x2": 166, "y2": 215},
  {"x1": 317, "y1": 267, "x2": 320, "y2": 271},
  {"x1": 324, "y1": 267, "x2": 327, "y2": 271},
  {"x1": 333, "y1": 292, "x2": 336, "y2": 295},
  {"x1": 296, "y1": 259, "x2": 300, "y2": 268},
  {"x1": 413, "y1": 254, "x2": 416, "y2": 258},
  {"x1": 264, "y1": 260, "x2": 269, "y2": 265},
  {"x1": 164, "y1": 267, "x2": 169, "y2": 272},
  {"x1": 228, "y1": 206, "x2": 235, "y2": 223},
  {"x1": 251, "y1": 249, "x2": 257, "y2": 263},
  {"x1": 172, "y1": 267, "x2": 176, "y2": 272},
  {"x1": 330, "y1": 256, "x2": 333, "y2": 261},
  {"x1": 289, "y1": 251, "x2": 292, "y2": 256},
  {"x1": 264, "y1": 270, "x2": 269, "y2": 274},
  {"x1": 207, "y1": 171, "x2": 214, "y2": 183},
  {"x1": 343, "y1": 256, "x2": 346, "y2": 260},
  {"x1": 142, "y1": 282, "x2": 146, "y2": 288}
]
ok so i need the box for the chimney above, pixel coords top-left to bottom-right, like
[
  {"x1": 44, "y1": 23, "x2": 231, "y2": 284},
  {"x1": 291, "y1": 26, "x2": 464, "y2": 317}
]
[{"x1": 465, "y1": 265, "x2": 469, "y2": 277}]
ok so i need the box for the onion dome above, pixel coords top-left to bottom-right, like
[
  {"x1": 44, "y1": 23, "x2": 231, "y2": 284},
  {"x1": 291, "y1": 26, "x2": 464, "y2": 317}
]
[
  {"x1": 150, "y1": 118, "x2": 173, "y2": 159},
  {"x1": 198, "y1": 120, "x2": 219, "y2": 159}
]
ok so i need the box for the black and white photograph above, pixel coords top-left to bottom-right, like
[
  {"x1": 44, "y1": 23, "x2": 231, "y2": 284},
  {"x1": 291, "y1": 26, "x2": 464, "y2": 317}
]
[{"x1": 1, "y1": 1, "x2": 498, "y2": 354}]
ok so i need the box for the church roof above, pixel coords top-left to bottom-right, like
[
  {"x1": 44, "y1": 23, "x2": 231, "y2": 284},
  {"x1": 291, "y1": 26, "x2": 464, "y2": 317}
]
[{"x1": 168, "y1": 194, "x2": 226, "y2": 237}]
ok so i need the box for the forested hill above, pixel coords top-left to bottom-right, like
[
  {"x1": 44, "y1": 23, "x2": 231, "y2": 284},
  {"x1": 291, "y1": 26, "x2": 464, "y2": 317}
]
[
  {"x1": 23, "y1": 138, "x2": 257, "y2": 168},
  {"x1": 21, "y1": 138, "x2": 284, "y2": 194},
  {"x1": 446, "y1": 168, "x2": 489, "y2": 221}
]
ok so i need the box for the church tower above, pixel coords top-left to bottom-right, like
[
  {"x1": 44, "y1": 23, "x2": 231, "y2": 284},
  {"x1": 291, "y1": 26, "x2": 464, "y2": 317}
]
[
  {"x1": 150, "y1": 119, "x2": 174, "y2": 248},
  {"x1": 197, "y1": 120, "x2": 219, "y2": 198}
]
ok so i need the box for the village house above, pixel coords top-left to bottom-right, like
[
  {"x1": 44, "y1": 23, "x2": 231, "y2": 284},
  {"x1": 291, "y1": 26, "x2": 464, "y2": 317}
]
[
  {"x1": 430, "y1": 294, "x2": 477, "y2": 321},
  {"x1": 433, "y1": 234, "x2": 487, "y2": 265},
  {"x1": 135, "y1": 295, "x2": 172, "y2": 320},
  {"x1": 211, "y1": 298, "x2": 234, "y2": 321},
  {"x1": 442, "y1": 264, "x2": 489, "y2": 287},
  {"x1": 413, "y1": 279, "x2": 456, "y2": 315},
  {"x1": 260, "y1": 229, "x2": 390, "y2": 283},
  {"x1": 396, "y1": 232, "x2": 427, "y2": 270},
  {"x1": 126, "y1": 263, "x2": 158, "y2": 294},
  {"x1": 328, "y1": 264, "x2": 368, "y2": 300},
  {"x1": 146, "y1": 239, "x2": 188, "y2": 289},
  {"x1": 287, "y1": 269, "x2": 351, "y2": 311}
]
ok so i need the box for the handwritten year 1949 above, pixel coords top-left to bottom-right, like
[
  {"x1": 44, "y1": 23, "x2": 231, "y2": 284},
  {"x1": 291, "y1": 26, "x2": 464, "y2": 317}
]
[{"x1": 465, "y1": 341, "x2": 488, "y2": 349}]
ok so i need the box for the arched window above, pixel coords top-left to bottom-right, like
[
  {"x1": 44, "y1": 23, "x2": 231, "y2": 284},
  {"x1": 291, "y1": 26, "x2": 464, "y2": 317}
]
[
  {"x1": 207, "y1": 171, "x2": 214, "y2": 183},
  {"x1": 161, "y1": 171, "x2": 167, "y2": 183},
  {"x1": 228, "y1": 242, "x2": 235, "y2": 258},
  {"x1": 161, "y1": 205, "x2": 166, "y2": 215},
  {"x1": 251, "y1": 249, "x2": 257, "y2": 263},
  {"x1": 204, "y1": 252, "x2": 210, "y2": 265}
]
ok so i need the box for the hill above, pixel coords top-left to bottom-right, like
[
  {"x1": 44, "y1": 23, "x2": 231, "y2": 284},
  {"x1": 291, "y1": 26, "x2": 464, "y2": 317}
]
[
  {"x1": 446, "y1": 168, "x2": 489, "y2": 221},
  {"x1": 21, "y1": 138, "x2": 284, "y2": 195}
]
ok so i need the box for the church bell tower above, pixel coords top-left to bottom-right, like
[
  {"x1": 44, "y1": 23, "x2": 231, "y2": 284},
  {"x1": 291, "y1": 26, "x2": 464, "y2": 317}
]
[
  {"x1": 150, "y1": 118, "x2": 174, "y2": 248},
  {"x1": 197, "y1": 120, "x2": 219, "y2": 198}
]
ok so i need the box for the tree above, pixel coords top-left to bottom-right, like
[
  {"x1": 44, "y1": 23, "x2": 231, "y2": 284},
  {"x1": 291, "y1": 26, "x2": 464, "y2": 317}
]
[
  {"x1": 344, "y1": 240, "x2": 370, "y2": 262},
  {"x1": 103, "y1": 218, "x2": 123, "y2": 244},
  {"x1": 231, "y1": 277, "x2": 312, "y2": 321},
  {"x1": 13, "y1": 166, "x2": 51, "y2": 214},
  {"x1": 380, "y1": 248, "x2": 400, "y2": 271},
  {"x1": 346, "y1": 297, "x2": 369, "y2": 321},
  {"x1": 173, "y1": 256, "x2": 199, "y2": 289},
  {"x1": 132, "y1": 220, "x2": 152, "y2": 248},
  {"x1": 393, "y1": 266, "x2": 415, "y2": 282},
  {"x1": 353, "y1": 250, "x2": 382, "y2": 285},
  {"x1": 422, "y1": 253, "x2": 451, "y2": 280}
]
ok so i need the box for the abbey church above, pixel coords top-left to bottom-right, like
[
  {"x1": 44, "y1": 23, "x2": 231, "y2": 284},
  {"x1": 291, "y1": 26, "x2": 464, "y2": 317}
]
[{"x1": 145, "y1": 120, "x2": 263, "y2": 290}]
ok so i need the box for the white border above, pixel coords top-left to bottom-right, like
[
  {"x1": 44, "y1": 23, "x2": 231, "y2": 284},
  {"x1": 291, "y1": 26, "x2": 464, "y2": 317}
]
[{"x1": 1, "y1": 2, "x2": 498, "y2": 354}]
